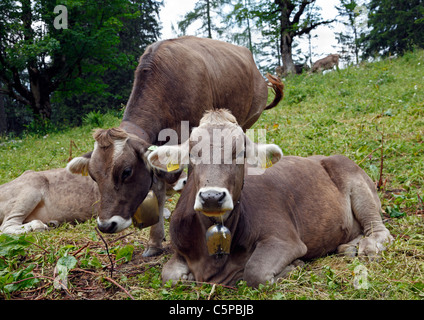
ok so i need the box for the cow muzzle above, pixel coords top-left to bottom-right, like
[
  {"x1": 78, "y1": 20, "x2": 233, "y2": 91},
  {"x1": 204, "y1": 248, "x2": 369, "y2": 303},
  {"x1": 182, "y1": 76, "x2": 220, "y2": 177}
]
[
  {"x1": 97, "y1": 216, "x2": 132, "y2": 233},
  {"x1": 194, "y1": 187, "x2": 234, "y2": 217}
]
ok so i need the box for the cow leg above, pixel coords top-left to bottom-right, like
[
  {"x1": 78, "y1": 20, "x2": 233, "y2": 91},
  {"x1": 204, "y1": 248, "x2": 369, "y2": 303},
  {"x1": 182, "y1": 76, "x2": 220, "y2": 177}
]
[
  {"x1": 350, "y1": 182, "x2": 393, "y2": 258},
  {"x1": 162, "y1": 253, "x2": 194, "y2": 285},
  {"x1": 143, "y1": 181, "x2": 166, "y2": 257},
  {"x1": 243, "y1": 236, "x2": 307, "y2": 288},
  {"x1": 0, "y1": 189, "x2": 48, "y2": 234}
]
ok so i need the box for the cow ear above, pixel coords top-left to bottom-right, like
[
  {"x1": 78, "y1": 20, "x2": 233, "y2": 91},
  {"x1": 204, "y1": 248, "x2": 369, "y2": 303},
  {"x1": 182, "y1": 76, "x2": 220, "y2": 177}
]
[
  {"x1": 246, "y1": 143, "x2": 283, "y2": 169},
  {"x1": 67, "y1": 152, "x2": 92, "y2": 176},
  {"x1": 147, "y1": 144, "x2": 187, "y2": 173}
]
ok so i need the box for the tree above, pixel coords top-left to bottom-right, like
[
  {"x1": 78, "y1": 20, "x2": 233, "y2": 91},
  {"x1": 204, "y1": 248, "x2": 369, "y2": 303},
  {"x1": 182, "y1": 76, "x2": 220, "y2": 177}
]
[
  {"x1": 336, "y1": 0, "x2": 367, "y2": 65},
  {"x1": 0, "y1": 0, "x2": 154, "y2": 122},
  {"x1": 52, "y1": 0, "x2": 163, "y2": 126},
  {"x1": 251, "y1": 0, "x2": 335, "y2": 75},
  {"x1": 362, "y1": 0, "x2": 424, "y2": 58},
  {"x1": 177, "y1": 0, "x2": 229, "y2": 39}
]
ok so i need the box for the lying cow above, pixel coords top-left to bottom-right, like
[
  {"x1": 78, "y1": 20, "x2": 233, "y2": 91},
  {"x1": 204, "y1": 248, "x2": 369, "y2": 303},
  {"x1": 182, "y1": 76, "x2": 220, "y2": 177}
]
[
  {"x1": 67, "y1": 36, "x2": 284, "y2": 257},
  {"x1": 147, "y1": 109, "x2": 393, "y2": 287},
  {"x1": 311, "y1": 54, "x2": 340, "y2": 73},
  {"x1": 0, "y1": 169, "x2": 99, "y2": 234},
  {"x1": 0, "y1": 168, "x2": 186, "y2": 235}
]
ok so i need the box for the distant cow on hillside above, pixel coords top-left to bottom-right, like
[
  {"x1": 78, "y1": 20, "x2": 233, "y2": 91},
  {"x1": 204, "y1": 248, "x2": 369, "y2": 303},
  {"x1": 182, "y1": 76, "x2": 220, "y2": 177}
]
[
  {"x1": 311, "y1": 54, "x2": 340, "y2": 73},
  {"x1": 276, "y1": 64, "x2": 309, "y2": 77}
]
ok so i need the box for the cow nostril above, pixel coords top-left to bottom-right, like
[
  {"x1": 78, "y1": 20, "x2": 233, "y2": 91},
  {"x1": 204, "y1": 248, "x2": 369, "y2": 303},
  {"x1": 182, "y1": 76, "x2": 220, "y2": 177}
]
[
  {"x1": 218, "y1": 192, "x2": 226, "y2": 202},
  {"x1": 110, "y1": 221, "x2": 117, "y2": 230},
  {"x1": 98, "y1": 221, "x2": 117, "y2": 233}
]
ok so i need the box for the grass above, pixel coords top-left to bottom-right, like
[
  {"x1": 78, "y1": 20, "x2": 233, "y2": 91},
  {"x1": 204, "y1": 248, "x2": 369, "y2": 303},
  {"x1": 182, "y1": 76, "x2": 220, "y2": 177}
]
[{"x1": 1, "y1": 49, "x2": 423, "y2": 300}]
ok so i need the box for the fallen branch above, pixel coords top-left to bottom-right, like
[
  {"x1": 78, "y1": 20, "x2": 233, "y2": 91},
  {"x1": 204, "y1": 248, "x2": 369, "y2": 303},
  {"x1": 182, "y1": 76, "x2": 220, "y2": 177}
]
[
  {"x1": 103, "y1": 276, "x2": 135, "y2": 300},
  {"x1": 72, "y1": 243, "x2": 90, "y2": 257},
  {"x1": 111, "y1": 231, "x2": 135, "y2": 244},
  {"x1": 357, "y1": 146, "x2": 382, "y2": 166},
  {"x1": 376, "y1": 127, "x2": 385, "y2": 191},
  {"x1": 95, "y1": 227, "x2": 114, "y2": 278}
]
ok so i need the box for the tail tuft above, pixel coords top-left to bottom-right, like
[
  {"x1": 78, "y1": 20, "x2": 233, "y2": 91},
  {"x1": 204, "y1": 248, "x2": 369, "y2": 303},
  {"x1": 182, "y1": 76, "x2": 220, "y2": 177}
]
[{"x1": 265, "y1": 73, "x2": 284, "y2": 110}]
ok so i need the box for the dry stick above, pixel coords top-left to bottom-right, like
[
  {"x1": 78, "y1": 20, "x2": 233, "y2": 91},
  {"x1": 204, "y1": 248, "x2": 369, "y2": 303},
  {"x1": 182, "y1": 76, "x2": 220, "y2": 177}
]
[
  {"x1": 68, "y1": 140, "x2": 79, "y2": 162},
  {"x1": 357, "y1": 146, "x2": 382, "y2": 166},
  {"x1": 377, "y1": 129, "x2": 385, "y2": 191},
  {"x1": 110, "y1": 231, "x2": 135, "y2": 244},
  {"x1": 70, "y1": 269, "x2": 135, "y2": 300},
  {"x1": 25, "y1": 239, "x2": 50, "y2": 254},
  {"x1": 72, "y1": 243, "x2": 90, "y2": 257},
  {"x1": 103, "y1": 276, "x2": 135, "y2": 300},
  {"x1": 8, "y1": 275, "x2": 74, "y2": 298},
  {"x1": 95, "y1": 227, "x2": 114, "y2": 278}
]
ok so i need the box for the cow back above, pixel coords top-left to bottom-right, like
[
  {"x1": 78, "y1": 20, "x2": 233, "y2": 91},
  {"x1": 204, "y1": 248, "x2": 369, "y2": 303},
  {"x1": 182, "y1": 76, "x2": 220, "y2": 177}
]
[{"x1": 123, "y1": 36, "x2": 268, "y2": 143}]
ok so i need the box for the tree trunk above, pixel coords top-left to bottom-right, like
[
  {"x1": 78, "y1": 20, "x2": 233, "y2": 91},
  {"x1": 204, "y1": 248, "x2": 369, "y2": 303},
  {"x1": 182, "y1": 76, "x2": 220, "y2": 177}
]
[
  {"x1": 206, "y1": 0, "x2": 212, "y2": 38},
  {"x1": 277, "y1": 0, "x2": 296, "y2": 75},
  {"x1": 28, "y1": 67, "x2": 52, "y2": 120},
  {"x1": 281, "y1": 33, "x2": 295, "y2": 75},
  {"x1": 0, "y1": 92, "x2": 6, "y2": 135}
]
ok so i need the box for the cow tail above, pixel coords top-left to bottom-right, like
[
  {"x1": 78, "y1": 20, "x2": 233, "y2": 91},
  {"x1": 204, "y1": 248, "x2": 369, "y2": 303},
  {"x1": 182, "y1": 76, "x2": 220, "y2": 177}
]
[{"x1": 265, "y1": 73, "x2": 284, "y2": 110}]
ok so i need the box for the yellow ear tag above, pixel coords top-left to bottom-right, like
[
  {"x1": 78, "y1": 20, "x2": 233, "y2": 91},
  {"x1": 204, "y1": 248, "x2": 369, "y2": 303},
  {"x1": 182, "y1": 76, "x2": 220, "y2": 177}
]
[
  {"x1": 166, "y1": 162, "x2": 180, "y2": 172},
  {"x1": 263, "y1": 156, "x2": 273, "y2": 169},
  {"x1": 81, "y1": 168, "x2": 88, "y2": 176}
]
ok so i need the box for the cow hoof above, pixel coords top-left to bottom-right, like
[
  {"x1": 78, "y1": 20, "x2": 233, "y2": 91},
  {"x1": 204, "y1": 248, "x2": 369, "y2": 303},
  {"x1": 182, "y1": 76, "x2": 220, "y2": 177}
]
[
  {"x1": 358, "y1": 231, "x2": 393, "y2": 260},
  {"x1": 142, "y1": 246, "x2": 163, "y2": 257},
  {"x1": 337, "y1": 244, "x2": 358, "y2": 258},
  {"x1": 47, "y1": 220, "x2": 60, "y2": 228}
]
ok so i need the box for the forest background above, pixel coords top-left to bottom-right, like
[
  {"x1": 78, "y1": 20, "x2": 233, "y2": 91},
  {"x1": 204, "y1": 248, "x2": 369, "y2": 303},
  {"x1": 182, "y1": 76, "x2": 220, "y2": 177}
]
[{"x1": 0, "y1": 0, "x2": 423, "y2": 136}]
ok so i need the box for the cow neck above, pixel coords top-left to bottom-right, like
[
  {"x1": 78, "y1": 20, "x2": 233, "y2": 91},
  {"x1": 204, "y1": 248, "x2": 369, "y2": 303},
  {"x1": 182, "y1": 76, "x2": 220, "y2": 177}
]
[{"x1": 120, "y1": 120, "x2": 151, "y2": 144}]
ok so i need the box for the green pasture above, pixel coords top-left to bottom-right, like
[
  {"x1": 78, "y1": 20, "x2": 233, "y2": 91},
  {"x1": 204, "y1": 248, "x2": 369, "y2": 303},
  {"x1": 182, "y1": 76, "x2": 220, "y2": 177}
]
[{"x1": 1, "y1": 50, "x2": 423, "y2": 300}]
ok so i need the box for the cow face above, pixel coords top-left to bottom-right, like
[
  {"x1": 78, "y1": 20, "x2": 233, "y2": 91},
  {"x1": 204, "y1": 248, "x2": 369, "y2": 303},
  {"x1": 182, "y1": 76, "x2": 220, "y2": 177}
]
[
  {"x1": 67, "y1": 128, "x2": 153, "y2": 233},
  {"x1": 148, "y1": 109, "x2": 282, "y2": 222}
]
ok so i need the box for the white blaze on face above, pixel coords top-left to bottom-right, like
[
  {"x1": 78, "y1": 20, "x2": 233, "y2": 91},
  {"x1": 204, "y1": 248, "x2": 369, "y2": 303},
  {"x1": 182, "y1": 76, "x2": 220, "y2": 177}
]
[
  {"x1": 194, "y1": 187, "x2": 234, "y2": 215},
  {"x1": 113, "y1": 138, "x2": 128, "y2": 162}
]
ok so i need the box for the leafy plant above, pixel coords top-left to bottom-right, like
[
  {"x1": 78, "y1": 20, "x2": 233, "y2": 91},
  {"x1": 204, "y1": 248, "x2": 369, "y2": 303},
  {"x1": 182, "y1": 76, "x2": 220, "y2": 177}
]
[
  {"x1": 83, "y1": 110, "x2": 105, "y2": 128},
  {"x1": 115, "y1": 245, "x2": 134, "y2": 264},
  {"x1": 0, "y1": 234, "x2": 39, "y2": 298}
]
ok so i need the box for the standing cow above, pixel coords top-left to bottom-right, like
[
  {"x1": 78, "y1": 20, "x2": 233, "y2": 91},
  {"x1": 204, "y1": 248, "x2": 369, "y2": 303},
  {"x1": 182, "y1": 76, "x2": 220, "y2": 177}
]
[
  {"x1": 147, "y1": 109, "x2": 393, "y2": 287},
  {"x1": 311, "y1": 54, "x2": 340, "y2": 73},
  {"x1": 67, "y1": 36, "x2": 284, "y2": 257}
]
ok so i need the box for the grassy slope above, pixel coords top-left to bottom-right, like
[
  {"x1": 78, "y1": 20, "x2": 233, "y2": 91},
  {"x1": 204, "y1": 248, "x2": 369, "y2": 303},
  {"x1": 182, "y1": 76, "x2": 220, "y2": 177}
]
[{"x1": 0, "y1": 50, "x2": 423, "y2": 300}]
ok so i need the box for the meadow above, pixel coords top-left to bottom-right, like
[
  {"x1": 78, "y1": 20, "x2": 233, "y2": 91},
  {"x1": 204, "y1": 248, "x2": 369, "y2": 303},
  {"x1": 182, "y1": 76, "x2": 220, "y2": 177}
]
[{"x1": 0, "y1": 50, "x2": 423, "y2": 300}]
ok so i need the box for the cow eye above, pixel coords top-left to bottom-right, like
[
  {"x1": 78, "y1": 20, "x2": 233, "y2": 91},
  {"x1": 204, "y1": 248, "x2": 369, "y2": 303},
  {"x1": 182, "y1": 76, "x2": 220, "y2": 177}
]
[{"x1": 121, "y1": 167, "x2": 132, "y2": 181}]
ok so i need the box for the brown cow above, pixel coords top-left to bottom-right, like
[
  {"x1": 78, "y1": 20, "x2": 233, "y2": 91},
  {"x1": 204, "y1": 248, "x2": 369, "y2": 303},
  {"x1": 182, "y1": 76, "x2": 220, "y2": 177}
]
[
  {"x1": 0, "y1": 169, "x2": 99, "y2": 234},
  {"x1": 67, "y1": 36, "x2": 284, "y2": 257},
  {"x1": 311, "y1": 54, "x2": 340, "y2": 73},
  {"x1": 0, "y1": 168, "x2": 186, "y2": 234},
  {"x1": 147, "y1": 109, "x2": 393, "y2": 287}
]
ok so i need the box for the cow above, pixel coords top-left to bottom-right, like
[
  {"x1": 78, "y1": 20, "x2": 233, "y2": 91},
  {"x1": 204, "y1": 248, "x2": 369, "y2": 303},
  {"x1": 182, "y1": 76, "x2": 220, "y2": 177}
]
[
  {"x1": 311, "y1": 54, "x2": 340, "y2": 73},
  {"x1": 66, "y1": 36, "x2": 284, "y2": 257},
  {"x1": 0, "y1": 168, "x2": 186, "y2": 235},
  {"x1": 0, "y1": 169, "x2": 99, "y2": 234},
  {"x1": 276, "y1": 64, "x2": 309, "y2": 77},
  {"x1": 147, "y1": 109, "x2": 393, "y2": 287}
]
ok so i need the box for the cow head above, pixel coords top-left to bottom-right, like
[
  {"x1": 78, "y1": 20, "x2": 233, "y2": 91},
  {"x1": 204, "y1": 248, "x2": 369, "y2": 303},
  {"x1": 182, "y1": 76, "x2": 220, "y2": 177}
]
[
  {"x1": 147, "y1": 109, "x2": 283, "y2": 222},
  {"x1": 67, "y1": 128, "x2": 154, "y2": 233}
]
